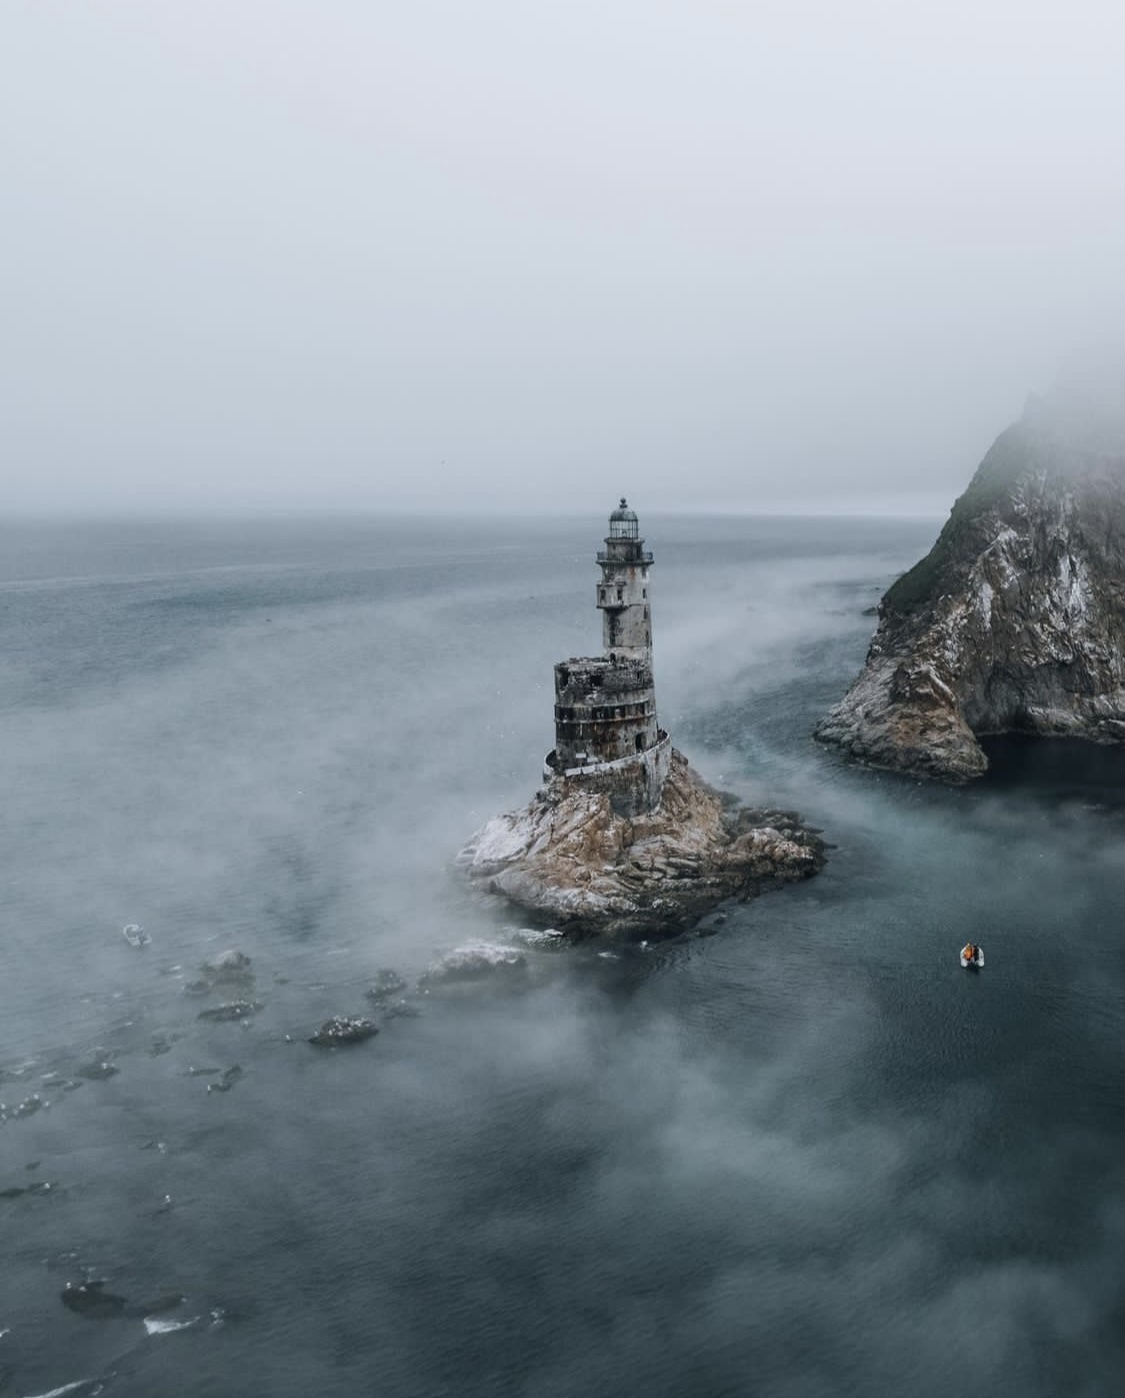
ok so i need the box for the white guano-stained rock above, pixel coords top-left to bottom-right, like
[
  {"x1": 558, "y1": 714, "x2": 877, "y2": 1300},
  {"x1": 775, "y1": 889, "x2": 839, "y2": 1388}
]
[{"x1": 459, "y1": 750, "x2": 826, "y2": 938}]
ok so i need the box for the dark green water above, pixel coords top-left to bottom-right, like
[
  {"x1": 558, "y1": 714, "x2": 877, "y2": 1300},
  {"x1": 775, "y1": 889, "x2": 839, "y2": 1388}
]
[{"x1": 0, "y1": 515, "x2": 1120, "y2": 1397}]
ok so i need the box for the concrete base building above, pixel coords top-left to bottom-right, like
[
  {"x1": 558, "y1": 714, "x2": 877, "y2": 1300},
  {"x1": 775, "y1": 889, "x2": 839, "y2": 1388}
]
[{"x1": 544, "y1": 500, "x2": 671, "y2": 815}]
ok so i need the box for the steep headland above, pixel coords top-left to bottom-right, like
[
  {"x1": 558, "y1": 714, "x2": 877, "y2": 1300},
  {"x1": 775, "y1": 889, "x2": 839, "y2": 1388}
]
[
  {"x1": 459, "y1": 748, "x2": 825, "y2": 939},
  {"x1": 816, "y1": 392, "x2": 1125, "y2": 781}
]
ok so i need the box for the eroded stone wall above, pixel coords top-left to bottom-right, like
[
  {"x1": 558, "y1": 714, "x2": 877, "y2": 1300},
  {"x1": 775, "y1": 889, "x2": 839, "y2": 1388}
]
[{"x1": 553, "y1": 656, "x2": 658, "y2": 767}]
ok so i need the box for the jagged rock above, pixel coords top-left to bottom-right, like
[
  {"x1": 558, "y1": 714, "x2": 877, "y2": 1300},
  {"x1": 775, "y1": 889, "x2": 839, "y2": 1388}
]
[
  {"x1": 201, "y1": 950, "x2": 254, "y2": 985},
  {"x1": 364, "y1": 969, "x2": 408, "y2": 1003},
  {"x1": 509, "y1": 927, "x2": 568, "y2": 948},
  {"x1": 816, "y1": 388, "x2": 1125, "y2": 782},
  {"x1": 459, "y1": 750, "x2": 825, "y2": 938},
  {"x1": 308, "y1": 1017, "x2": 379, "y2": 1047},
  {"x1": 419, "y1": 943, "x2": 529, "y2": 986},
  {"x1": 197, "y1": 1001, "x2": 260, "y2": 1022},
  {"x1": 183, "y1": 951, "x2": 256, "y2": 1002}
]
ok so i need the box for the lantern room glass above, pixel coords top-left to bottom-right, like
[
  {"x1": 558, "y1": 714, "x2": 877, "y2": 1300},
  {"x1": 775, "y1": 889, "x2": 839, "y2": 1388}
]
[{"x1": 608, "y1": 498, "x2": 639, "y2": 540}]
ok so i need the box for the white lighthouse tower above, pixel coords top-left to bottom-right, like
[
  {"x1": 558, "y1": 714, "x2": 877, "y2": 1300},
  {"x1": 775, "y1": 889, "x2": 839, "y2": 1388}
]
[{"x1": 544, "y1": 500, "x2": 671, "y2": 815}]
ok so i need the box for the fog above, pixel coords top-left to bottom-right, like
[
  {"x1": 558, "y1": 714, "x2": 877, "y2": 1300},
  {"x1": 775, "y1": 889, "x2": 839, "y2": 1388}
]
[
  {"x1": 2, "y1": 1, "x2": 1123, "y2": 515},
  {"x1": 0, "y1": 513, "x2": 1120, "y2": 1394}
]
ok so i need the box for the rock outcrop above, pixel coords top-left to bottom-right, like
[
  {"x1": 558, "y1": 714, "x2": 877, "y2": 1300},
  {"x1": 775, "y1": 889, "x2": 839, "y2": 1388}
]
[
  {"x1": 459, "y1": 749, "x2": 825, "y2": 938},
  {"x1": 308, "y1": 1016, "x2": 378, "y2": 1047},
  {"x1": 816, "y1": 391, "x2": 1125, "y2": 781}
]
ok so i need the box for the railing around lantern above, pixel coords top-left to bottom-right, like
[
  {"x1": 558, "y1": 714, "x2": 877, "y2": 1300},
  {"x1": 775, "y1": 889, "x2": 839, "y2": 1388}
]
[{"x1": 596, "y1": 549, "x2": 653, "y2": 565}]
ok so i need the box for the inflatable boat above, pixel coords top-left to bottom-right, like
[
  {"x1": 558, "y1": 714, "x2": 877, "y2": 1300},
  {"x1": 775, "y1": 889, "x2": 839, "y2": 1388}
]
[
  {"x1": 960, "y1": 943, "x2": 984, "y2": 969},
  {"x1": 122, "y1": 923, "x2": 151, "y2": 948}
]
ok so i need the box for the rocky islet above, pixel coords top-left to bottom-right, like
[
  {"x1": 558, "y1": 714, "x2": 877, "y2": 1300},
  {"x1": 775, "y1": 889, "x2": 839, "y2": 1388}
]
[{"x1": 461, "y1": 500, "x2": 827, "y2": 936}]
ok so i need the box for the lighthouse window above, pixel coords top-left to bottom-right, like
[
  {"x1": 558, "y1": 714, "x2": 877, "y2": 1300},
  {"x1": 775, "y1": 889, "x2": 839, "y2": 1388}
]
[
  {"x1": 616, "y1": 588, "x2": 623, "y2": 601},
  {"x1": 642, "y1": 589, "x2": 647, "y2": 598}
]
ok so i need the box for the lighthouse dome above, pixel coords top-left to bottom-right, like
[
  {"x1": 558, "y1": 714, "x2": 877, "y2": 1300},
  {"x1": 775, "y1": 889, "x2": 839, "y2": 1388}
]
[{"x1": 608, "y1": 497, "x2": 639, "y2": 540}]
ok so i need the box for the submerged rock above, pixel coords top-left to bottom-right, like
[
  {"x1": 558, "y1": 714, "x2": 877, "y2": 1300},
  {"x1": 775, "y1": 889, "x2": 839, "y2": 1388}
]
[
  {"x1": 206, "y1": 1066, "x2": 243, "y2": 1094},
  {"x1": 0, "y1": 1180, "x2": 55, "y2": 1200},
  {"x1": 460, "y1": 750, "x2": 825, "y2": 938},
  {"x1": 364, "y1": 969, "x2": 408, "y2": 1004},
  {"x1": 197, "y1": 1001, "x2": 260, "y2": 1023},
  {"x1": 62, "y1": 1281, "x2": 128, "y2": 1319},
  {"x1": 816, "y1": 388, "x2": 1125, "y2": 781},
  {"x1": 74, "y1": 1055, "x2": 119, "y2": 1082},
  {"x1": 139, "y1": 1292, "x2": 187, "y2": 1317},
  {"x1": 308, "y1": 1017, "x2": 379, "y2": 1047},
  {"x1": 380, "y1": 999, "x2": 422, "y2": 1021},
  {"x1": 1, "y1": 1093, "x2": 47, "y2": 1121}
]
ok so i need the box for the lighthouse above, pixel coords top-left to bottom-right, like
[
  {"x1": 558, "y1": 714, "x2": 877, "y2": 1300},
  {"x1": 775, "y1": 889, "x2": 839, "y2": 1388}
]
[
  {"x1": 596, "y1": 498, "x2": 653, "y2": 663},
  {"x1": 545, "y1": 500, "x2": 671, "y2": 815}
]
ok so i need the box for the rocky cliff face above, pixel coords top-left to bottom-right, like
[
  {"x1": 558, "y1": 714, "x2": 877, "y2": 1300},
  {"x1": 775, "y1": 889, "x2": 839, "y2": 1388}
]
[
  {"x1": 459, "y1": 750, "x2": 825, "y2": 938},
  {"x1": 816, "y1": 394, "x2": 1125, "y2": 781}
]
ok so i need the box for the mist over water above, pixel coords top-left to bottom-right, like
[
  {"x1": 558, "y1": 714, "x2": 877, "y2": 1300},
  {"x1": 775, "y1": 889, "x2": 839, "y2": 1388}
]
[{"x1": 0, "y1": 515, "x2": 1121, "y2": 1398}]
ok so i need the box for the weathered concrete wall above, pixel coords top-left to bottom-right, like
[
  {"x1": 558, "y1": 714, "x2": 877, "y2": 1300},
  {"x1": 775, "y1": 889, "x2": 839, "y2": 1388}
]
[
  {"x1": 597, "y1": 535, "x2": 653, "y2": 663},
  {"x1": 553, "y1": 656, "x2": 658, "y2": 766},
  {"x1": 544, "y1": 731, "x2": 671, "y2": 816}
]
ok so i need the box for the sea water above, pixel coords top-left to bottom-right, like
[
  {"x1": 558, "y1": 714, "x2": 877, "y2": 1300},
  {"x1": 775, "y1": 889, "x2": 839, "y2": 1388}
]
[{"x1": 0, "y1": 515, "x2": 1120, "y2": 1398}]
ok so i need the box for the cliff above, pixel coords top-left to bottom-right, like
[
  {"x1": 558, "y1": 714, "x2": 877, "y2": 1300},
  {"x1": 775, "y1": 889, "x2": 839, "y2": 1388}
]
[
  {"x1": 815, "y1": 393, "x2": 1125, "y2": 781},
  {"x1": 459, "y1": 749, "x2": 825, "y2": 938}
]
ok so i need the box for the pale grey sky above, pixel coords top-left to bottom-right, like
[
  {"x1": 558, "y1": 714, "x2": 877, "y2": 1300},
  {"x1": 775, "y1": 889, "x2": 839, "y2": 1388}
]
[{"x1": 2, "y1": 0, "x2": 1122, "y2": 514}]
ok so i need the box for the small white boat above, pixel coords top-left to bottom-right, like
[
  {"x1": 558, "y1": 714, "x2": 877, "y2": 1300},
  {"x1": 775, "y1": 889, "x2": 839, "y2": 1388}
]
[
  {"x1": 959, "y1": 943, "x2": 984, "y2": 969},
  {"x1": 122, "y1": 923, "x2": 151, "y2": 948}
]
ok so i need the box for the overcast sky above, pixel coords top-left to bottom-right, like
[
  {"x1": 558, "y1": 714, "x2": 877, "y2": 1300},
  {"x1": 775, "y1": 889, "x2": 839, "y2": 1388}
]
[{"x1": 2, "y1": 1, "x2": 1122, "y2": 515}]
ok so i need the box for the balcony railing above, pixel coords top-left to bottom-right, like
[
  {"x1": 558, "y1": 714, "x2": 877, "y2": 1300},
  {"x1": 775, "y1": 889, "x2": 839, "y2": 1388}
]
[{"x1": 596, "y1": 549, "x2": 653, "y2": 565}]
